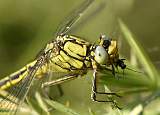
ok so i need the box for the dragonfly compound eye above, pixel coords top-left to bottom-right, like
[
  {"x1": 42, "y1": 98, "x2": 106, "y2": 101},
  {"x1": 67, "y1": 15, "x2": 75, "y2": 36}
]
[
  {"x1": 95, "y1": 46, "x2": 108, "y2": 65},
  {"x1": 99, "y1": 34, "x2": 111, "y2": 49},
  {"x1": 103, "y1": 39, "x2": 111, "y2": 49}
]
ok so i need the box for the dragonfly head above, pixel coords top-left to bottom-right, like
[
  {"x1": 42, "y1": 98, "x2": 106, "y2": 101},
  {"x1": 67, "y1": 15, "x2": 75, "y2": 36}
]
[
  {"x1": 94, "y1": 34, "x2": 126, "y2": 69},
  {"x1": 94, "y1": 35, "x2": 110, "y2": 65}
]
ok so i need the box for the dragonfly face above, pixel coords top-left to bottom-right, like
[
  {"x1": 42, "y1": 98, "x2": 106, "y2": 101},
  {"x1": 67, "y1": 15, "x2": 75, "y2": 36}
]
[{"x1": 93, "y1": 34, "x2": 126, "y2": 71}]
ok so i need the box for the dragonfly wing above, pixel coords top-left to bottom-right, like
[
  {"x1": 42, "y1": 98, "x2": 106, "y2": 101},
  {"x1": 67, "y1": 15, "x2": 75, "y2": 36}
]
[
  {"x1": 0, "y1": 59, "x2": 43, "y2": 114},
  {"x1": 55, "y1": 0, "x2": 94, "y2": 36}
]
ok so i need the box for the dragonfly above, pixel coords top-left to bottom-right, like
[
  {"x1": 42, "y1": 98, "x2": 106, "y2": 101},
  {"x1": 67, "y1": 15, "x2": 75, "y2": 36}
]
[{"x1": 0, "y1": 0, "x2": 126, "y2": 114}]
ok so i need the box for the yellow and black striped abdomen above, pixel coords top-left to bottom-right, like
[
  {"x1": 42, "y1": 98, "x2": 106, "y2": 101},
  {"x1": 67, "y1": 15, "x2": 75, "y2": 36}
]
[{"x1": 0, "y1": 61, "x2": 37, "y2": 90}]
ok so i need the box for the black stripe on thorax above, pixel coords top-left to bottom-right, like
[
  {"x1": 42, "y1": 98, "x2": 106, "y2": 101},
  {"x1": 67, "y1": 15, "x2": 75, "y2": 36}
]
[
  {"x1": 60, "y1": 48, "x2": 84, "y2": 62},
  {"x1": 63, "y1": 39, "x2": 84, "y2": 49},
  {"x1": 50, "y1": 59, "x2": 76, "y2": 71}
]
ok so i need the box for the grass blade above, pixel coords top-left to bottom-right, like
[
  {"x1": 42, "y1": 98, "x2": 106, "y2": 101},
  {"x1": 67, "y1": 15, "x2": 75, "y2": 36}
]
[
  {"x1": 45, "y1": 99, "x2": 80, "y2": 115},
  {"x1": 35, "y1": 92, "x2": 50, "y2": 115},
  {"x1": 118, "y1": 19, "x2": 159, "y2": 87}
]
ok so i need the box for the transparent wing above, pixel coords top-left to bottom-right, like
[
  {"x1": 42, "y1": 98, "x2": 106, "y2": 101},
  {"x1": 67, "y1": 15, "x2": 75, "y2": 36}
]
[
  {"x1": 55, "y1": 0, "x2": 94, "y2": 36},
  {"x1": 0, "y1": 60, "x2": 43, "y2": 114},
  {"x1": 0, "y1": 0, "x2": 95, "y2": 114}
]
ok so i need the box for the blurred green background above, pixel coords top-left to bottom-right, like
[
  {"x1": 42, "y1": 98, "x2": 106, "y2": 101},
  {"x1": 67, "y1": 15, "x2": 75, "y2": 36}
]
[{"x1": 0, "y1": 0, "x2": 160, "y2": 115}]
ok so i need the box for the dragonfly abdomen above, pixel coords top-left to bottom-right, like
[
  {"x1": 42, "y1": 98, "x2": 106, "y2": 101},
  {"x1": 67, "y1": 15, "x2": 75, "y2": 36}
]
[{"x1": 0, "y1": 61, "x2": 37, "y2": 90}]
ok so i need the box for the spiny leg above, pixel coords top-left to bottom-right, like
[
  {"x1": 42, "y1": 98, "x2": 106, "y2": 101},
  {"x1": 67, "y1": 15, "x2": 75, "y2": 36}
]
[
  {"x1": 91, "y1": 69, "x2": 121, "y2": 109},
  {"x1": 112, "y1": 64, "x2": 116, "y2": 77},
  {"x1": 112, "y1": 64, "x2": 120, "y2": 79},
  {"x1": 41, "y1": 74, "x2": 78, "y2": 99},
  {"x1": 57, "y1": 84, "x2": 63, "y2": 97},
  {"x1": 43, "y1": 85, "x2": 63, "y2": 100},
  {"x1": 41, "y1": 84, "x2": 64, "y2": 100},
  {"x1": 40, "y1": 74, "x2": 79, "y2": 113},
  {"x1": 41, "y1": 74, "x2": 78, "y2": 88}
]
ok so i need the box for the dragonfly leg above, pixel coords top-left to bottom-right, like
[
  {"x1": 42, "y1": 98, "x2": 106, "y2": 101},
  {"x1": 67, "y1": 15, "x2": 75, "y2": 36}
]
[
  {"x1": 57, "y1": 84, "x2": 63, "y2": 97},
  {"x1": 41, "y1": 74, "x2": 78, "y2": 88},
  {"x1": 112, "y1": 64, "x2": 120, "y2": 79},
  {"x1": 112, "y1": 64, "x2": 115, "y2": 76},
  {"x1": 41, "y1": 75, "x2": 78, "y2": 100},
  {"x1": 42, "y1": 84, "x2": 64, "y2": 99},
  {"x1": 91, "y1": 70, "x2": 121, "y2": 109}
]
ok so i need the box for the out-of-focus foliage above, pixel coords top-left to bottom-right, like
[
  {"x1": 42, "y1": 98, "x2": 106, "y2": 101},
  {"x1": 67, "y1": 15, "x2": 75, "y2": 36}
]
[{"x1": 0, "y1": 0, "x2": 160, "y2": 115}]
